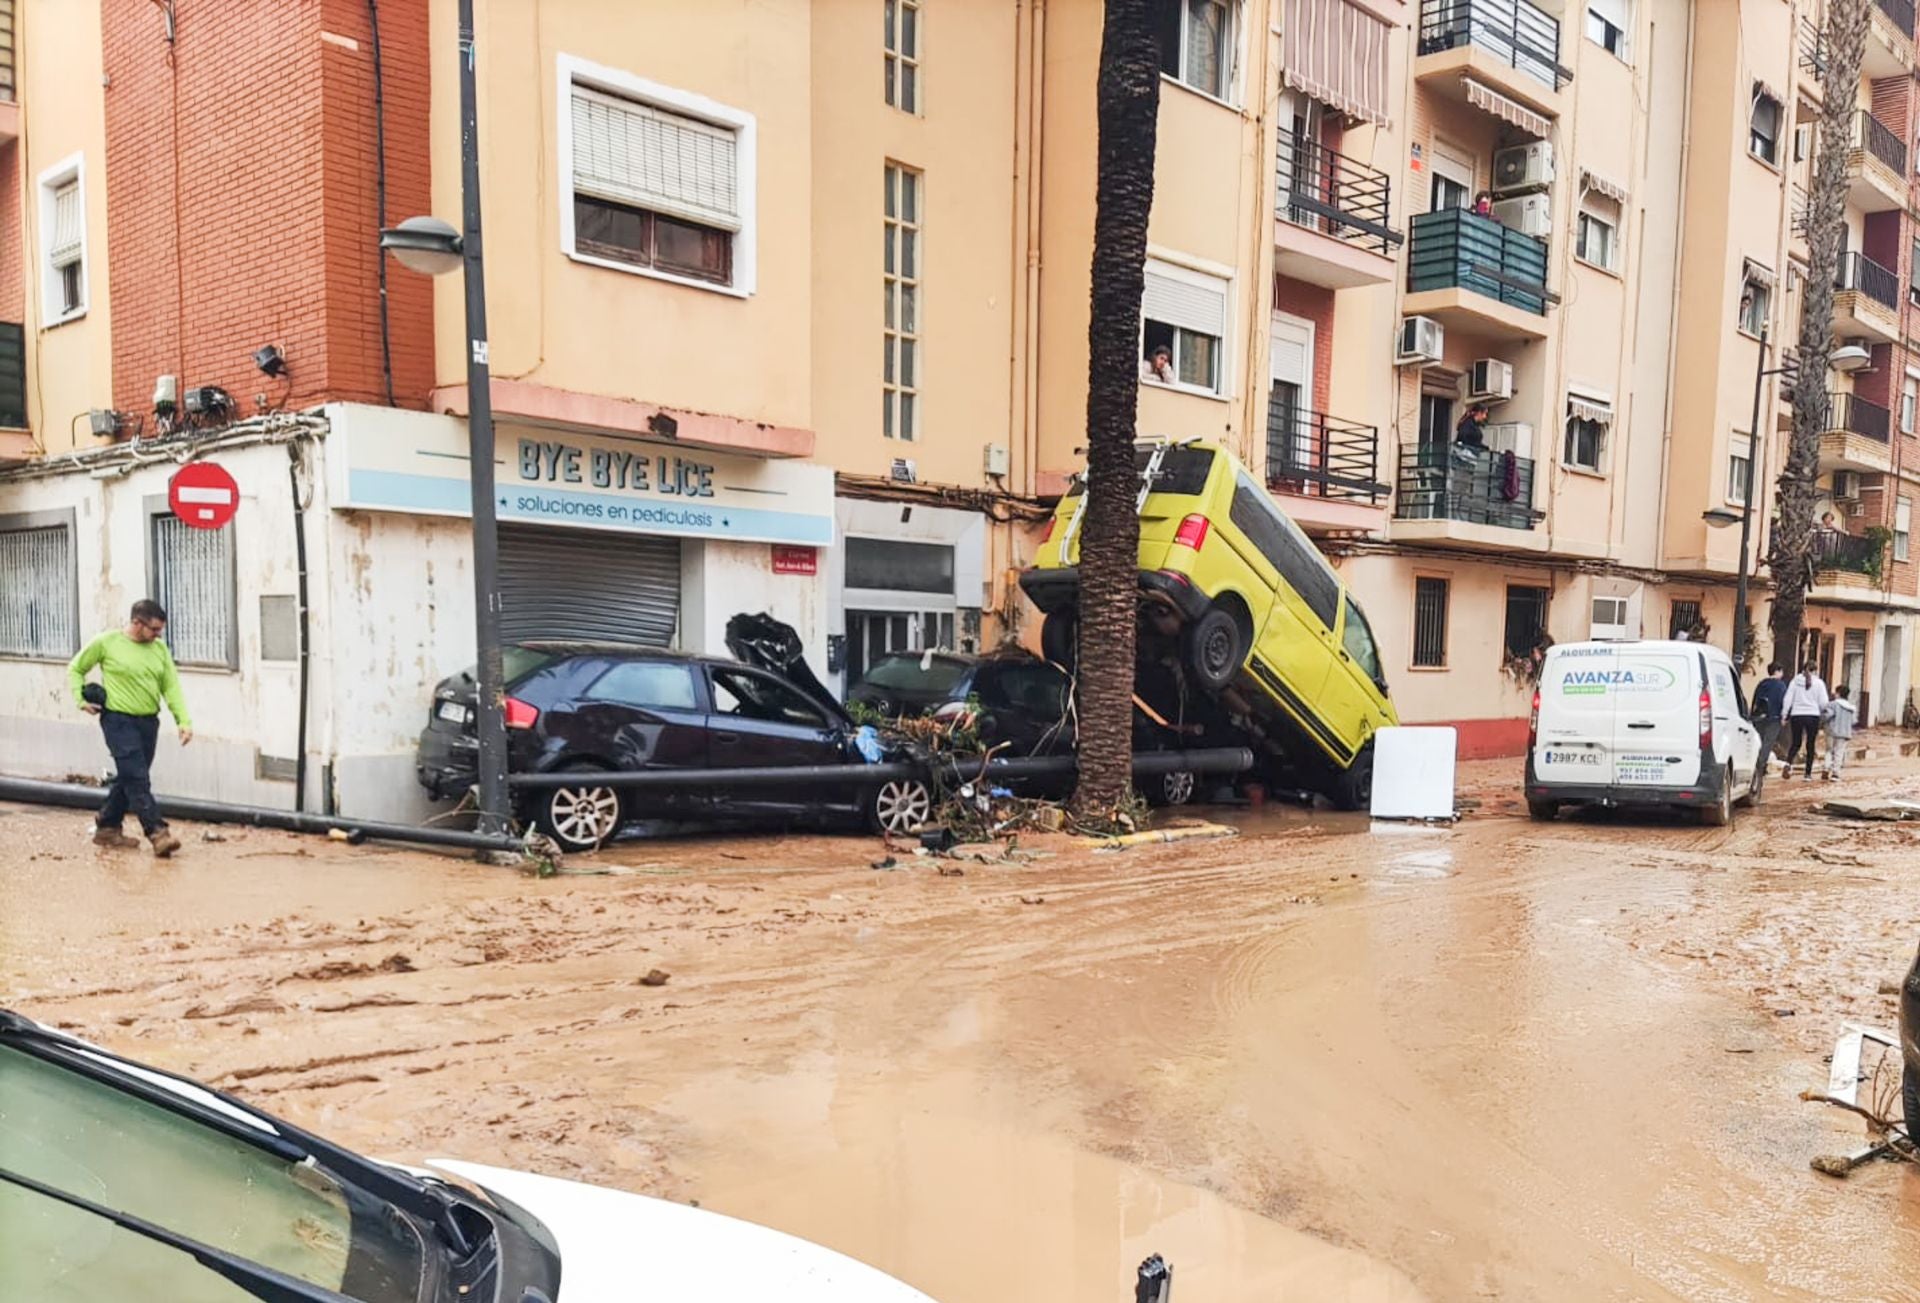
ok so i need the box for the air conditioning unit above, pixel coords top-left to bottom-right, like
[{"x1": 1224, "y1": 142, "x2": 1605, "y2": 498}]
[
  {"x1": 1493, "y1": 141, "x2": 1556, "y2": 193},
  {"x1": 1483, "y1": 421, "x2": 1533, "y2": 455},
  {"x1": 890, "y1": 457, "x2": 918, "y2": 484},
  {"x1": 1590, "y1": 596, "x2": 1631, "y2": 642},
  {"x1": 1491, "y1": 194, "x2": 1552, "y2": 239},
  {"x1": 1468, "y1": 359, "x2": 1514, "y2": 402},
  {"x1": 1395, "y1": 315, "x2": 1444, "y2": 367},
  {"x1": 1833, "y1": 469, "x2": 1864, "y2": 500},
  {"x1": 1846, "y1": 501, "x2": 1867, "y2": 517}
]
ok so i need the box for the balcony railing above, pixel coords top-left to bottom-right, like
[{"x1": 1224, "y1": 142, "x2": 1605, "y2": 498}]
[
  {"x1": 1393, "y1": 443, "x2": 1537, "y2": 530},
  {"x1": 1790, "y1": 184, "x2": 1810, "y2": 236},
  {"x1": 1266, "y1": 398, "x2": 1386, "y2": 504},
  {"x1": 1826, "y1": 391, "x2": 1892, "y2": 441},
  {"x1": 0, "y1": 2, "x2": 14, "y2": 103},
  {"x1": 1876, "y1": 0, "x2": 1916, "y2": 37},
  {"x1": 1275, "y1": 128, "x2": 1403, "y2": 258},
  {"x1": 1407, "y1": 207, "x2": 1554, "y2": 315},
  {"x1": 1811, "y1": 528, "x2": 1884, "y2": 575},
  {"x1": 1417, "y1": 0, "x2": 1571, "y2": 92},
  {"x1": 1836, "y1": 251, "x2": 1900, "y2": 310},
  {"x1": 0, "y1": 322, "x2": 23, "y2": 429},
  {"x1": 1856, "y1": 109, "x2": 1908, "y2": 173},
  {"x1": 1800, "y1": 16, "x2": 1828, "y2": 76}
]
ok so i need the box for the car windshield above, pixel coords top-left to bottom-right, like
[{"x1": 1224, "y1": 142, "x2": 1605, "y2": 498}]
[
  {"x1": 856, "y1": 655, "x2": 971, "y2": 696},
  {"x1": 0, "y1": 1042, "x2": 426, "y2": 1302},
  {"x1": 1059, "y1": 445, "x2": 1216, "y2": 501}
]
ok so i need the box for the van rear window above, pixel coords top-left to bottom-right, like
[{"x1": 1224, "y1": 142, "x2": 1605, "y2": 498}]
[{"x1": 1057, "y1": 446, "x2": 1215, "y2": 502}]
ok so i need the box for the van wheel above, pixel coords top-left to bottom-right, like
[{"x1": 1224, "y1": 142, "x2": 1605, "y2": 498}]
[
  {"x1": 534, "y1": 764, "x2": 625, "y2": 852},
  {"x1": 1329, "y1": 744, "x2": 1374, "y2": 812},
  {"x1": 1185, "y1": 608, "x2": 1244, "y2": 693},
  {"x1": 1041, "y1": 612, "x2": 1077, "y2": 670},
  {"x1": 1527, "y1": 799, "x2": 1559, "y2": 822},
  {"x1": 1700, "y1": 765, "x2": 1734, "y2": 827}
]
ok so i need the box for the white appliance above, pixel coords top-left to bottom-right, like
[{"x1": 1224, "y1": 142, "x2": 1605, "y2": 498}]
[
  {"x1": 1468, "y1": 359, "x2": 1514, "y2": 402},
  {"x1": 1493, "y1": 141, "x2": 1555, "y2": 192},
  {"x1": 1395, "y1": 315, "x2": 1444, "y2": 366},
  {"x1": 1491, "y1": 194, "x2": 1552, "y2": 238},
  {"x1": 1589, "y1": 596, "x2": 1631, "y2": 642},
  {"x1": 1833, "y1": 470, "x2": 1864, "y2": 499},
  {"x1": 1483, "y1": 421, "x2": 1533, "y2": 455},
  {"x1": 983, "y1": 443, "x2": 1010, "y2": 476}
]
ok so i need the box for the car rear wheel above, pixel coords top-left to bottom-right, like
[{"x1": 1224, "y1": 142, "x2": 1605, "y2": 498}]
[
  {"x1": 869, "y1": 778, "x2": 934, "y2": 835},
  {"x1": 1527, "y1": 799, "x2": 1559, "y2": 822},
  {"x1": 1184, "y1": 608, "x2": 1244, "y2": 694},
  {"x1": 1040, "y1": 612, "x2": 1077, "y2": 670},
  {"x1": 1699, "y1": 765, "x2": 1733, "y2": 828},
  {"x1": 1148, "y1": 768, "x2": 1197, "y2": 807},
  {"x1": 535, "y1": 767, "x2": 625, "y2": 853}
]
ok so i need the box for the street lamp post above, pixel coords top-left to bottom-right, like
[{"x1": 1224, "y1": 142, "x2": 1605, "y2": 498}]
[{"x1": 379, "y1": 0, "x2": 508, "y2": 839}]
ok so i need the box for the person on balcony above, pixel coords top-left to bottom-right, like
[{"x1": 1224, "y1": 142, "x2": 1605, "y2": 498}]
[
  {"x1": 1472, "y1": 191, "x2": 1496, "y2": 220},
  {"x1": 1452, "y1": 402, "x2": 1490, "y2": 465}
]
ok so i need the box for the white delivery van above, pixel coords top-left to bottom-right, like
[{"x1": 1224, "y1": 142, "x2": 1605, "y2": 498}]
[{"x1": 1524, "y1": 640, "x2": 1763, "y2": 826}]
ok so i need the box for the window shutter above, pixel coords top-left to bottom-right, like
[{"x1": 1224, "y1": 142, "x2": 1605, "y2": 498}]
[
  {"x1": 1143, "y1": 268, "x2": 1227, "y2": 338},
  {"x1": 49, "y1": 181, "x2": 82, "y2": 268},
  {"x1": 571, "y1": 85, "x2": 740, "y2": 232},
  {"x1": 1589, "y1": 0, "x2": 1629, "y2": 28}
]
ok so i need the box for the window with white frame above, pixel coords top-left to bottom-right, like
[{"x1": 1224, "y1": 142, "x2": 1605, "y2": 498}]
[
  {"x1": 1727, "y1": 433, "x2": 1753, "y2": 506},
  {"x1": 1749, "y1": 86, "x2": 1782, "y2": 166},
  {"x1": 1564, "y1": 392, "x2": 1611, "y2": 471},
  {"x1": 562, "y1": 61, "x2": 755, "y2": 295},
  {"x1": 1586, "y1": 0, "x2": 1631, "y2": 61},
  {"x1": 884, "y1": 0, "x2": 921, "y2": 113},
  {"x1": 1575, "y1": 195, "x2": 1621, "y2": 272},
  {"x1": 1155, "y1": 0, "x2": 1235, "y2": 101},
  {"x1": 0, "y1": 516, "x2": 78, "y2": 659},
  {"x1": 1739, "y1": 265, "x2": 1772, "y2": 336},
  {"x1": 883, "y1": 163, "x2": 922, "y2": 441},
  {"x1": 1903, "y1": 373, "x2": 1918, "y2": 434},
  {"x1": 150, "y1": 511, "x2": 235, "y2": 669},
  {"x1": 39, "y1": 158, "x2": 86, "y2": 323},
  {"x1": 1899, "y1": 495, "x2": 1912, "y2": 563},
  {"x1": 1141, "y1": 261, "x2": 1229, "y2": 395}
]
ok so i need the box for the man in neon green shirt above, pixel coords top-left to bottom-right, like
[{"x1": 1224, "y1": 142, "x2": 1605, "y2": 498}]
[{"x1": 68, "y1": 599, "x2": 194, "y2": 856}]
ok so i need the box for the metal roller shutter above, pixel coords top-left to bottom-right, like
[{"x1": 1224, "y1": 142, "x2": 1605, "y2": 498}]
[{"x1": 498, "y1": 524, "x2": 680, "y2": 647}]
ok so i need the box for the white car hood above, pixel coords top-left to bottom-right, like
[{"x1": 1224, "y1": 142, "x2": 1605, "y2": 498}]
[{"x1": 427, "y1": 1160, "x2": 936, "y2": 1302}]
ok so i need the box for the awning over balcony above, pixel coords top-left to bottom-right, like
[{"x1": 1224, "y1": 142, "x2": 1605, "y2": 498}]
[
  {"x1": 1462, "y1": 76, "x2": 1548, "y2": 139},
  {"x1": 1282, "y1": 0, "x2": 1392, "y2": 128}
]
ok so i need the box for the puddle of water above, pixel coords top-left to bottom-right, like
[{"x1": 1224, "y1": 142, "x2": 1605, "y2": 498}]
[{"x1": 682, "y1": 1070, "x2": 1427, "y2": 1303}]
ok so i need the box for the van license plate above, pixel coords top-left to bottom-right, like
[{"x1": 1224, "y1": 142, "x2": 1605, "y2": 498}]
[
  {"x1": 437, "y1": 701, "x2": 468, "y2": 724},
  {"x1": 1544, "y1": 751, "x2": 1601, "y2": 767}
]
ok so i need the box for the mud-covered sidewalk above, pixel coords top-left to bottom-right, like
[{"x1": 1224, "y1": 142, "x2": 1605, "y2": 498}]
[{"x1": 9, "y1": 742, "x2": 1920, "y2": 1300}]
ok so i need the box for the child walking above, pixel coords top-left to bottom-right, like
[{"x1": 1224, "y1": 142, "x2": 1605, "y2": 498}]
[{"x1": 1824, "y1": 684, "x2": 1858, "y2": 781}]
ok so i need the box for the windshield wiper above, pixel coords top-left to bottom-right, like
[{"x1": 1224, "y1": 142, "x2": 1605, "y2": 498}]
[
  {"x1": 0, "y1": 1163, "x2": 357, "y2": 1303},
  {"x1": 0, "y1": 1013, "x2": 478, "y2": 1257}
]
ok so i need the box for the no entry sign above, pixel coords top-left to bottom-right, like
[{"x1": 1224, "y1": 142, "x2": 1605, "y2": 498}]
[{"x1": 169, "y1": 461, "x2": 239, "y2": 530}]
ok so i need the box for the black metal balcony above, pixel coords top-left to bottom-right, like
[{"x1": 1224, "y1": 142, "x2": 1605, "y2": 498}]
[
  {"x1": 1790, "y1": 184, "x2": 1809, "y2": 237},
  {"x1": 1856, "y1": 109, "x2": 1908, "y2": 173},
  {"x1": 0, "y1": 323, "x2": 23, "y2": 429},
  {"x1": 1393, "y1": 443, "x2": 1537, "y2": 530},
  {"x1": 1826, "y1": 391, "x2": 1892, "y2": 441},
  {"x1": 1836, "y1": 251, "x2": 1900, "y2": 310},
  {"x1": 1799, "y1": 16, "x2": 1828, "y2": 76},
  {"x1": 1876, "y1": 0, "x2": 1916, "y2": 38},
  {"x1": 1811, "y1": 528, "x2": 1885, "y2": 575},
  {"x1": 1275, "y1": 128, "x2": 1402, "y2": 258},
  {"x1": 1266, "y1": 398, "x2": 1386, "y2": 504},
  {"x1": 1407, "y1": 208, "x2": 1554, "y2": 315},
  {"x1": 1417, "y1": 0, "x2": 1571, "y2": 92}
]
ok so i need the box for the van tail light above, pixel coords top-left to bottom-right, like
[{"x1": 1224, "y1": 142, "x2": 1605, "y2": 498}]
[
  {"x1": 1173, "y1": 514, "x2": 1210, "y2": 551},
  {"x1": 503, "y1": 697, "x2": 540, "y2": 730},
  {"x1": 1699, "y1": 688, "x2": 1713, "y2": 749},
  {"x1": 1040, "y1": 516, "x2": 1056, "y2": 544},
  {"x1": 1528, "y1": 689, "x2": 1540, "y2": 749}
]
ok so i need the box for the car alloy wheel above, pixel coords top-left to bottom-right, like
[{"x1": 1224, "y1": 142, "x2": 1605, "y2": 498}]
[
  {"x1": 872, "y1": 779, "x2": 934, "y2": 834},
  {"x1": 1160, "y1": 769, "x2": 1196, "y2": 806},
  {"x1": 547, "y1": 784, "x2": 622, "y2": 850}
]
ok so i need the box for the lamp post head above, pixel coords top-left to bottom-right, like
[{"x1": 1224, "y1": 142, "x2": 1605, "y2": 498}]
[
  {"x1": 1830, "y1": 344, "x2": 1872, "y2": 374},
  {"x1": 1701, "y1": 508, "x2": 1743, "y2": 529},
  {"x1": 379, "y1": 216, "x2": 464, "y2": 277}
]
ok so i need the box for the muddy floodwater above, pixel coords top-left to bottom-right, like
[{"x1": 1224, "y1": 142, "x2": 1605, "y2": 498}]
[{"x1": 10, "y1": 752, "x2": 1920, "y2": 1299}]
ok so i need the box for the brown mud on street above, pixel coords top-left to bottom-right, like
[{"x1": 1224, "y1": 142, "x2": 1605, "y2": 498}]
[{"x1": 9, "y1": 742, "x2": 1920, "y2": 1299}]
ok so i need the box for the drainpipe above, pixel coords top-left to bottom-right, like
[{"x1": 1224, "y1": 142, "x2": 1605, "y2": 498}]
[
  {"x1": 1653, "y1": 2, "x2": 1698, "y2": 573},
  {"x1": 1022, "y1": 0, "x2": 1046, "y2": 500},
  {"x1": 369, "y1": 0, "x2": 397, "y2": 407},
  {"x1": 287, "y1": 443, "x2": 313, "y2": 812}
]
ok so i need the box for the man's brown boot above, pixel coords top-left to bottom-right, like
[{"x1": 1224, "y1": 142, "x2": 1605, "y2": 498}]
[
  {"x1": 148, "y1": 830, "x2": 182, "y2": 858},
  {"x1": 92, "y1": 825, "x2": 140, "y2": 850}
]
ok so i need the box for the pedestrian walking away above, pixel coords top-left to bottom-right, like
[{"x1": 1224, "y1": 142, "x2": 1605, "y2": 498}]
[
  {"x1": 1749, "y1": 662, "x2": 1788, "y2": 796},
  {"x1": 68, "y1": 599, "x2": 193, "y2": 856},
  {"x1": 1780, "y1": 663, "x2": 1828, "y2": 780},
  {"x1": 1823, "y1": 684, "x2": 1857, "y2": 780}
]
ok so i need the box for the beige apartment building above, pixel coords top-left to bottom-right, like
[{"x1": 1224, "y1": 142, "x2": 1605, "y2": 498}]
[{"x1": 1, "y1": 0, "x2": 1916, "y2": 817}]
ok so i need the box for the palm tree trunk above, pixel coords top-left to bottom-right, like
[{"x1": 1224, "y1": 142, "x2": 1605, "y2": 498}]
[
  {"x1": 1772, "y1": 0, "x2": 1869, "y2": 666},
  {"x1": 1072, "y1": 0, "x2": 1162, "y2": 820}
]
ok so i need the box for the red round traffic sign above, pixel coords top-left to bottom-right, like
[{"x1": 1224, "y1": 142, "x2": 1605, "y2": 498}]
[{"x1": 168, "y1": 461, "x2": 240, "y2": 530}]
